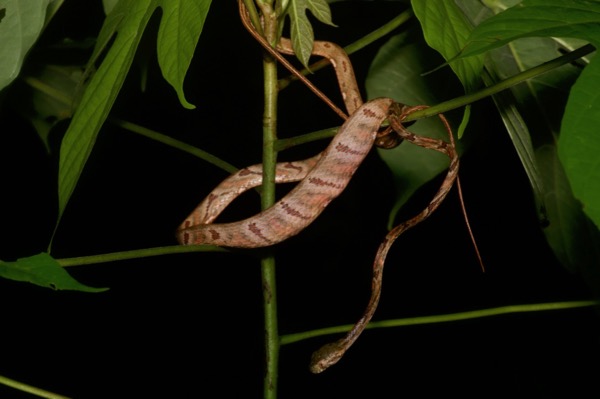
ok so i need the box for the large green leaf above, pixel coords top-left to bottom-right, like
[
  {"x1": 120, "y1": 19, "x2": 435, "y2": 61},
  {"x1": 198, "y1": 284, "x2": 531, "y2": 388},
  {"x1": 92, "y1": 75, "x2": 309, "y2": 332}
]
[
  {"x1": 458, "y1": 0, "x2": 600, "y2": 275},
  {"x1": 410, "y1": 1, "x2": 485, "y2": 137},
  {"x1": 366, "y1": 31, "x2": 465, "y2": 227},
  {"x1": 0, "y1": 253, "x2": 107, "y2": 292},
  {"x1": 538, "y1": 144, "x2": 600, "y2": 275},
  {"x1": 57, "y1": 0, "x2": 154, "y2": 229},
  {"x1": 559, "y1": 56, "x2": 600, "y2": 228},
  {"x1": 56, "y1": 0, "x2": 211, "y2": 230},
  {"x1": 486, "y1": 38, "x2": 600, "y2": 274},
  {"x1": 0, "y1": 0, "x2": 49, "y2": 91},
  {"x1": 411, "y1": 0, "x2": 483, "y2": 93},
  {"x1": 460, "y1": 0, "x2": 600, "y2": 58}
]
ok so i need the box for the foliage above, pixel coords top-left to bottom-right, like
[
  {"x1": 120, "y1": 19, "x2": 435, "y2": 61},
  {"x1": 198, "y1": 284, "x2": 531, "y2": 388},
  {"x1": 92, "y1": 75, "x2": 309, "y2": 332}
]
[
  {"x1": 0, "y1": 253, "x2": 107, "y2": 291},
  {"x1": 0, "y1": 0, "x2": 599, "y2": 397},
  {"x1": 284, "y1": 0, "x2": 335, "y2": 67},
  {"x1": 0, "y1": 0, "x2": 50, "y2": 90}
]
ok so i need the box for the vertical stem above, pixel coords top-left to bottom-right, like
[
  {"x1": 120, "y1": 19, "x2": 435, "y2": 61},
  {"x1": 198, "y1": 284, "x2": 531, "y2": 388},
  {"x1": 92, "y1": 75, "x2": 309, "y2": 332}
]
[
  {"x1": 259, "y1": 4, "x2": 280, "y2": 398},
  {"x1": 261, "y1": 256, "x2": 279, "y2": 399}
]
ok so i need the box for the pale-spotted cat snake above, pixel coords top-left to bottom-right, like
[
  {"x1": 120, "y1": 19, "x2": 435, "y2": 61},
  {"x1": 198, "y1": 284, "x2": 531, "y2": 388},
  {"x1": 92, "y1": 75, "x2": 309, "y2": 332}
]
[{"x1": 177, "y1": 0, "x2": 459, "y2": 373}]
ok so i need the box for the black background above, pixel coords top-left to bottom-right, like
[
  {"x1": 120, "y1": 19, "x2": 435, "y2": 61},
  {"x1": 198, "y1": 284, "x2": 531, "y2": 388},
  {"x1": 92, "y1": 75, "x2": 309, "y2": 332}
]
[{"x1": 1, "y1": 1, "x2": 599, "y2": 398}]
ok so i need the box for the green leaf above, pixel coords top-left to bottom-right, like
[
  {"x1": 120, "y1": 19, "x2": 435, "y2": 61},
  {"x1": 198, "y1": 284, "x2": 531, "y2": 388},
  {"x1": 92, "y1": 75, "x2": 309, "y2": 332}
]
[
  {"x1": 0, "y1": 0, "x2": 49, "y2": 91},
  {"x1": 366, "y1": 31, "x2": 465, "y2": 227},
  {"x1": 483, "y1": 36, "x2": 593, "y2": 272},
  {"x1": 538, "y1": 144, "x2": 600, "y2": 274},
  {"x1": 484, "y1": 70, "x2": 544, "y2": 212},
  {"x1": 20, "y1": 64, "x2": 85, "y2": 152},
  {"x1": 57, "y1": 0, "x2": 155, "y2": 228},
  {"x1": 286, "y1": 0, "x2": 335, "y2": 68},
  {"x1": 156, "y1": 0, "x2": 211, "y2": 109},
  {"x1": 410, "y1": 0, "x2": 485, "y2": 137},
  {"x1": 0, "y1": 253, "x2": 108, "y2": 292},
  {"x1": 411, "y1": 0, "x2": 484, "y2": 93},
  {"x1": 103, "y1": 0, "x2": 120, "y2": 15},
  {"x1": 559, "y1": 55, "x2": 600, "y2": 229},
  {"x1": 466, "y1": 1, "x2": 570, "y2": 256},
  {"x1": 288, "y1": 0, "x2": 316, "y2": 68},
  {"x1": 307, "y1": 0, "x2": 334, "y2": 25},
  {"x1": 56, "y1": 0, "x2": 211, "y2": 231},
  {"x1": 461, "y1": 0, "x2": 600, "y2": 59},
  {"x1": 463, "y1": 1, "x2": 600, "y2": 274}
]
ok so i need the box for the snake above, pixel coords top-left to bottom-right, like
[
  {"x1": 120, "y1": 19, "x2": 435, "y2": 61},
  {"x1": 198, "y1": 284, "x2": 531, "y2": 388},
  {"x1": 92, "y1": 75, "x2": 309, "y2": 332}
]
[{"x1": 177, "y1": 0, "x2": 459, "y2": 373}]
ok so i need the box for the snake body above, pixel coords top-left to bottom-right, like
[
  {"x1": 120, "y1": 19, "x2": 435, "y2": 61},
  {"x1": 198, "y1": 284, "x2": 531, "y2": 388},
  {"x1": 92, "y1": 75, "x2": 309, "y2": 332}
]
[
  {"x1": 176, "y1": 97, "x2": 392, "y2": 247},
  {"x1": 176, "y1": 10, "x2": 389, "y2": 247},
  {"x1": 177, "y1": 0, "x2": 458, "y2": 373}
]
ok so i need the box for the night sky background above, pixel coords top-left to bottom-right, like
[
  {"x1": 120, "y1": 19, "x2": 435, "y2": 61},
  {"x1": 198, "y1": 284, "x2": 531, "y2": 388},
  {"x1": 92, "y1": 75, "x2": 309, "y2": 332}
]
[{"x1": 1, "y1": 1, "x2": 599, "y2": 398}]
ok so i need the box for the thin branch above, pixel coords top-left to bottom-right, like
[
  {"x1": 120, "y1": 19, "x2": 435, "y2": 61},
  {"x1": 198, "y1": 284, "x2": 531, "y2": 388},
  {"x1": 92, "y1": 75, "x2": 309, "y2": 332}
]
[
  {"x1": 56, "y1": 245, "x2": 227, "y2": 267},
  {"x1": 274, "y1": 126, "x2": 338, "y2": 151},
  {"x1": 280, "y1": 300, "x2": 599, "y2": 345},
  {"x1": 111, "y1": 117, "x2": 238, "y2": 175},
  {"x1": 0, "y1": 374, "x2": 72, "y2": 399},
  {"x1": 404, "y1": 44, "x2": 596, "y2": 122}
]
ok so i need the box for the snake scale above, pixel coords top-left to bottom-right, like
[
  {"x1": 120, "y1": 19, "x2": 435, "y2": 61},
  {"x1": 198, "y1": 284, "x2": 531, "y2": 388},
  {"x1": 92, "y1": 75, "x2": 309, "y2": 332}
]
[{"x1": 177, "y1": 0, "x2": 459, "y2": 373}]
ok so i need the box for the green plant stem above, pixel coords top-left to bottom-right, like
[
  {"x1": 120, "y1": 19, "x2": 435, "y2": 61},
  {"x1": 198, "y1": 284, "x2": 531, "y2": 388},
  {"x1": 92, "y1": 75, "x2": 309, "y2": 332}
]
[
  {"x1": 0, "y1": 374, "x2": 71, "y2": 399},
  {"x1": 110, "y1": 117, "x2": 238, "y2": 175},
  {"x1": 280, "y1": 300, "x2": 599, "y2": 345},
  {"x1": 404, "y1": 44, "x2": 596, "y2": 122},
  {"x1": 243, "y1": 0, "x2": 263, "y2": 36},
  {"x1": 259, "y1": 3, "x2": 280, "y2": 398},
  {"x1": 56, "y1": 245, "x2": 227, "y2": 267},
  {"x1": 274, "y1": 126, "x2": 338, "y2": 151},
  {"x1": 261, "y1": 255, "x2": 279, "y2": 398},
  {"x1": 21, "y1": 76, "x2": 73, "y2": 106},
  {"x1": 278, "y1": 7, "x2": 414, "y2": 90}
]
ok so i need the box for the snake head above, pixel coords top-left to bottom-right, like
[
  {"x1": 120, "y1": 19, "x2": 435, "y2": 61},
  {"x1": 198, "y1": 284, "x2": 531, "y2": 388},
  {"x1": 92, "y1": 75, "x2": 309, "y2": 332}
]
[{"x1": 309, "y1": 340, "x2": 346, "y2": 373}]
